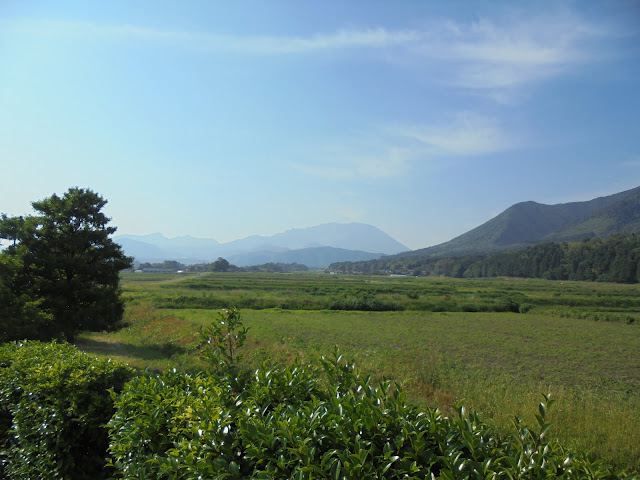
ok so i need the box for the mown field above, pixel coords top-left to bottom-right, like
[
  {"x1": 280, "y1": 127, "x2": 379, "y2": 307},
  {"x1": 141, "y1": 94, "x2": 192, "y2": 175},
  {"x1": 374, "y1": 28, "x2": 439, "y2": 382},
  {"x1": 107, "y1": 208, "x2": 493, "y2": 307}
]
[{"x1": 76, "y1": 272, "x2": 640, "y2": 472}]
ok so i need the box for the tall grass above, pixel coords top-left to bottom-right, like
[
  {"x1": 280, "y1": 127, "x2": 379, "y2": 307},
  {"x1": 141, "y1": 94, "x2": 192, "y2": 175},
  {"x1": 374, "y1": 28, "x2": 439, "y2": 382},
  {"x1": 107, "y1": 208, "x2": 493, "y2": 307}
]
[{"x1": 76, "y1": 272, "x2": 640, "y2": 471}]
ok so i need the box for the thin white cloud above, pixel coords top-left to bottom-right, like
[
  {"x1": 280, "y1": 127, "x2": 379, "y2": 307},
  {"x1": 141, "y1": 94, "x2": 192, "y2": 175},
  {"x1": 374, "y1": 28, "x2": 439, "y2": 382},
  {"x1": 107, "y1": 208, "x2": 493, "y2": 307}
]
[
  {"x1": 292, "y1": 145, "x2": 411, "y2": 180},
  {"x1": 3, "y1": 19, "x2": 418, "y2": 54},
  {"x1": 390, "y1": 113, "x2": 517, "y2": 156},
  {"x1": 409, "y1": 13, "x2": 612, "y2": 100},
  {"x1": 293, "y1": 113, "x2": 517, "y2": 181},
  {"x1": 3, "y1": 10, "x2": 616, "y2": 100},
  {"x1": 243, "y1": 28, "x2": 419, "y2": 54}
]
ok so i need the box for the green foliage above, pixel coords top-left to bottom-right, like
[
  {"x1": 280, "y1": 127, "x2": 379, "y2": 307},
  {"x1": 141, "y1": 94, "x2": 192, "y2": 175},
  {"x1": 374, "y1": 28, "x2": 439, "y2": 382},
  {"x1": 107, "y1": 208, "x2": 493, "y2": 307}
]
[
  {"x1": 108, "y1": 349, "x2": 633, "y2": 479},
  {"x1": 330, "y1": 233, "x2": 640, "y2": 284},
  {"x1": 328, "y1": 293, "x2": 404, "y2": 311},
  {"x1": 0, "y1": 188, "x2": 133, "y2": 342},
  {"x1": 211, "y1": 257, "x2": 231, "y2": 272},
  {"x1": 79, "y1": 274, "x2": 640, "y2": 470},
  {"x1": 185, "y1": 260, "x2": 310, "y2": 274},
  {"x1": 124, "y1": 270, "x2": 640, "y2": 318},
  {"x1": 137, "y1": 260, "x2": 186, "y2": 271},
  {"x1": 107, "y1": 370, "x2": 239, "y2": 479},
  {"x1": 197, "y1": 308, "x2": 249, "y2": 376},
  {"x1": 0, "y1": 252, "x2": 54, "y2": 341},
  {"x1": 0, "y1": 341, "x2": 134, "y2": 479},
  {"x1": 242, "y1": 262, "x2": 310, "y2": 273}
]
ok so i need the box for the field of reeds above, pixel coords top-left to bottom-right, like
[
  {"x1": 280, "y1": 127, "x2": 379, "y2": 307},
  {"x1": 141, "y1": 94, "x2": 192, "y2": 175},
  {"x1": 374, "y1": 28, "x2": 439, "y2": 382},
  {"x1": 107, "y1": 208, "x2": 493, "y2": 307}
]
[{"x1": 76, "y1": 272, "x2": 640, "y2": 472}]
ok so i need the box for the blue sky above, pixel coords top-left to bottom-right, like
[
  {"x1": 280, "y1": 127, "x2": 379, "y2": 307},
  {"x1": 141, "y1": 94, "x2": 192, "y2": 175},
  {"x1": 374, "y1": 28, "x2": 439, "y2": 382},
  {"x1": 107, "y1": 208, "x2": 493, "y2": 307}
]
[{"x1": 1, "y1": 1, "x2": 639, "y2": 250}]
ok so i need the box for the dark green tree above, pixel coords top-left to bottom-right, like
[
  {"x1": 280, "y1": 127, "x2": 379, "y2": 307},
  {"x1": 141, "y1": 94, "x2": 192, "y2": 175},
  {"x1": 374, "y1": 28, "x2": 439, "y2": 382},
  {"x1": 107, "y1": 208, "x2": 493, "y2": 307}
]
[
  {"x1": 0, "y1": 188, "x2": 132, "y2": 342},
  {"x1": 0, "y1": 214, "x2": 24, "y2": 246},
  {"x1": 0, "y1": 250, "x2": 54, "y2": 341},
  {"x1": 211, "y1": 257, "x2": 230, "y2": 272}
]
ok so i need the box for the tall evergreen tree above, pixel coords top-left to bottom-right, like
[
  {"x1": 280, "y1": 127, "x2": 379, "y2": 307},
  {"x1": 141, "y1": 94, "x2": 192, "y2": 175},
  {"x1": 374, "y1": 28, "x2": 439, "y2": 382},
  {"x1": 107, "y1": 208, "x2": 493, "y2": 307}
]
[{"x1": 0, "y1": 188, "x2": 132, "y2": 342}]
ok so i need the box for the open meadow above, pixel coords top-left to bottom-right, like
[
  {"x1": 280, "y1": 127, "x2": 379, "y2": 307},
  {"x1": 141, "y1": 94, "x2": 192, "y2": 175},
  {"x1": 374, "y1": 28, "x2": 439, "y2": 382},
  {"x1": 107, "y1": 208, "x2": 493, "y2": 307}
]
[{"x1": 76, "y1": 272, "x2": 640, "y2": 472}]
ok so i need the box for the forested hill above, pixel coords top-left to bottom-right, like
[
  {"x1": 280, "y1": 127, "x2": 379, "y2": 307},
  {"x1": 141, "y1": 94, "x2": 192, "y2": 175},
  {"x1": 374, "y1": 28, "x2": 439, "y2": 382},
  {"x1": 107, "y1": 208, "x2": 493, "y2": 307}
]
[
  {"x1": 404, "y1": 185, "x2": 640, "y2": 258},
  {"x1": 327, "y1": 233, "x2": 640, "y2": 284},
  {"x1": 545, "y1": 186, "x2": 640, "y2": 241}
]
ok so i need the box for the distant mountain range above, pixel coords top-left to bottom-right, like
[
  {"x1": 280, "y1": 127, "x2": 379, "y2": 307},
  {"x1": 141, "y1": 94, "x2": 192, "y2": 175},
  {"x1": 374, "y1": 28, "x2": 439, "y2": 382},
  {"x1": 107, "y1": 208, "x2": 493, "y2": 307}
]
[
  {"x1": 403, "y1": 185, "x2": 640, "y2": 259},
  {"x1": 116, "y1": 186, "x2": 640, "y2": 269},
  {"x1": 115, "y1": 223, "x2": 409, "y2": 268}
]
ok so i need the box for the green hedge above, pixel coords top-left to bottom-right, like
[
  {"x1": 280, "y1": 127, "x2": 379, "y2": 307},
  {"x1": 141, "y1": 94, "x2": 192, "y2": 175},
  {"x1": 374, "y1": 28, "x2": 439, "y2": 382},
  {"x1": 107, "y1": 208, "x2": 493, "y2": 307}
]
[
  {"x1": 0, "y1": 341, "x2": 633, "y2": 479},
  {"x1": 108, "y1": 352, "x2": 632, "y2": 479},
  {"x1": 0, "y1": 341, "x2": 134, "y2": 479},
  {"x1": 328, "y1": 294, "x2": 404, "y2": 312}
]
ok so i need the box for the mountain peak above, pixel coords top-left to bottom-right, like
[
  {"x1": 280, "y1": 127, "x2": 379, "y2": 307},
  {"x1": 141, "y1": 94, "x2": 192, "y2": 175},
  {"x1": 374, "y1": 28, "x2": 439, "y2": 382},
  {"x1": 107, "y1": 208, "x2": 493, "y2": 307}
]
[
  {"x1": 115, "y1": 222, "x2": 408, "y2": 267},
  {"x1": 406, "y1": 185, "x2": 640, "y2": 258}
]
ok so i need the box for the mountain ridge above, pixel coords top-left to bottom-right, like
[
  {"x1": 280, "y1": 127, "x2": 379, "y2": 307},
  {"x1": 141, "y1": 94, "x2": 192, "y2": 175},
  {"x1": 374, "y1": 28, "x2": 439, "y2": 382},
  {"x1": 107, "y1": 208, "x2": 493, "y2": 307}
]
[
  {"x1": 115, "y1": 222, "x2": 408, "y2": 267},
  {"x1": 401, "y1": 185, "x2": 640, "y2": 259}
]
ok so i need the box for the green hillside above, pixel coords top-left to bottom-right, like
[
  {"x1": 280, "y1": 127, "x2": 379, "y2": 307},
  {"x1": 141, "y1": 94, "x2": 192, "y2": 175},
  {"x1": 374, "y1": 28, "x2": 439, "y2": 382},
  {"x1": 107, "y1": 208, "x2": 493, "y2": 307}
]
[
  {"x1": 545, "y1": 187, "x2": 640, "y2": 241},
  {"x1": 405, "y1": 185, "x2": 640, "y2": 258}
]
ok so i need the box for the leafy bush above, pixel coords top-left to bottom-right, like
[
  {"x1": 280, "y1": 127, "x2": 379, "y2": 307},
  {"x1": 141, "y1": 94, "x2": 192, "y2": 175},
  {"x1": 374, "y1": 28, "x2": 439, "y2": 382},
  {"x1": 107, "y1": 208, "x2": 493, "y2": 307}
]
[
  {"x1": 108, "y1": 349, "x2": 633, "y2": 479},
  {"x1": 0, "y1": 341, "x2": 134, "y2": 479},
  {"x1": 197, "y1": 307, "x2": 249, "y2": 377},
  {"x1": 328, "y1": 294, "x2": 404, "y2": 311},
  {"x1": 108, "y1": 370, "x2": 241, "y2": 478}
]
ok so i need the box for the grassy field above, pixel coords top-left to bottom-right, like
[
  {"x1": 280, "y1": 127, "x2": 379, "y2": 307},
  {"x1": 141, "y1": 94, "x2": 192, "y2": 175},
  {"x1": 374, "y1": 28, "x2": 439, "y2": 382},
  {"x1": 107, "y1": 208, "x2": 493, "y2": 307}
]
[{"x1": 76, "y1": 272, "x2": 640, "y2": 471}]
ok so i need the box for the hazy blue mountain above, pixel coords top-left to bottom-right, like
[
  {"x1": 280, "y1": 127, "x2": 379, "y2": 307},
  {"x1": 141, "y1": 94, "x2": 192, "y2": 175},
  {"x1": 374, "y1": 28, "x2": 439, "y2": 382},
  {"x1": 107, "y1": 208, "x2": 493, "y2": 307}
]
[
  {"x1": 117, "y1": 233, "x2": 220, "y2": 249},
  {"x1": 115, "y1": 222, "x2": 407, "y2": 266},
  {"x1": 116, "y1": 234, "x2": 221, "y2": 263},
  {"x1": 113, "y1": 237, "x2": 167, "y2": 262},
  {"x1": 228, "y1": 246, "x2": 384, "y2": 269},
  {"x1": 221, "y1": 223, "x2": 408, "y2": 254},
  {"x1": 405, "y1": 185, "x2": 640, "y2": 258}
]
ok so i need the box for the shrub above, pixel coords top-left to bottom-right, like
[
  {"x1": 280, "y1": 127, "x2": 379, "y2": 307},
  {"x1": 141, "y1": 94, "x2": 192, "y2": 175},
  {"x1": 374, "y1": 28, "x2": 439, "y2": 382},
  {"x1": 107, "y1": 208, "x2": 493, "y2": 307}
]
[
  {"x1": 328, "y1": 294, "x2": 403, "y2": 311},
  {"x1": 495, "y1": 296, "x2": 522, "y2": 313},
  {"x1": 197, "y1": 307, "x2": 249, "y2": 377},
  {"x1": 107, "y1": 370, "x2": 241, "y2": 479},
  {"x1": 108, "y1": 349, "x2": 632, "y2": 479},
  {"x1": 0, "y1": 341, "x2": 134, "y2": 479}
]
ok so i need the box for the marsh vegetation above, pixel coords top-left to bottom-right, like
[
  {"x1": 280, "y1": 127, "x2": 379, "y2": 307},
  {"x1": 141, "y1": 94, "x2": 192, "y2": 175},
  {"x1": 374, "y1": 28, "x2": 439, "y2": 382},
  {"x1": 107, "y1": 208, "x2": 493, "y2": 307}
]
[{"x1": 74, "y1": 272, "x2": 640, "y2": 472}]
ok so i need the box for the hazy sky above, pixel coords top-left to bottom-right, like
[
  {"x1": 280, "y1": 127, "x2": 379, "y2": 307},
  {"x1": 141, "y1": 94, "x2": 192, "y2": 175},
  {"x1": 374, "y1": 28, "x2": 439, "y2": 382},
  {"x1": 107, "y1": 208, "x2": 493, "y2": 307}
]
[{"x1": 1, "y1": 1, "x2": 639, "y2": 250}]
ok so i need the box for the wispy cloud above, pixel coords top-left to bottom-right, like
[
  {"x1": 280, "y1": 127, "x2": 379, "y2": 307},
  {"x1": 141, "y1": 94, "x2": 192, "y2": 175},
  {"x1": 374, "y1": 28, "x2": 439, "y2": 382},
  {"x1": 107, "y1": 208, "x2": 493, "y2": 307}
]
[
  {"x1": 292, "y1": 113, "x2": 516, "y2": 181},
  {"x1": 292, "y1": 145, "x2": 411, "y2": 180},
  {"x1": 4, "y1": 10, "x2": 614, "y2": 100},
  {"x1": 407, "y1": 13, "x2": 611, "y2": 101},
  {"x1": 6, "y1": 12, "x2": 606, "y2": 57},
  {"x1": 390, "y1": 113, "x2": 518, "y2": 156},
  {"x1": 4, "y1": 19, "x2": 418, "y2": 54}
]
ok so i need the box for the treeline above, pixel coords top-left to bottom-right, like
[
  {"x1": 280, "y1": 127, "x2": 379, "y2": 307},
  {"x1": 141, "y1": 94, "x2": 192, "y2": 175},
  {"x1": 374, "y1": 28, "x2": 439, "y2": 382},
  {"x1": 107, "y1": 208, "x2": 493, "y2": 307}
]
[
  {"x1": 242, "y1": 262, "x2": 309, "y2": 273},
  {"x1": 136, "y1": 260, "x2": 190, "y2": 271},
  {"x1": 139, "y1": 257, "x2": 240, "y2": 273},
  {"x1": 328, "y1": 233, "x2": 640, "y2": 283},
  {"x1": 137, "y1": 258, "x2": 309, "y2": 273}
]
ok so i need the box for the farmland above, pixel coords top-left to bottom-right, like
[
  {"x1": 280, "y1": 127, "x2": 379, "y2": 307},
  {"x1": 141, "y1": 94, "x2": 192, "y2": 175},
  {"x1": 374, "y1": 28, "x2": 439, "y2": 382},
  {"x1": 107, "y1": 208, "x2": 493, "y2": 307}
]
[{"x1": 76, "y1": 272, "x2": 640, "y2": 471}]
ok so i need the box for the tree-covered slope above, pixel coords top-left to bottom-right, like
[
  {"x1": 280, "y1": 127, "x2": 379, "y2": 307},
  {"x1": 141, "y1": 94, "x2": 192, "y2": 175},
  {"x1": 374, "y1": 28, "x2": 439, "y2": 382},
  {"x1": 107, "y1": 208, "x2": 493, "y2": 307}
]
[
  {"x1": 544, "y1": 187, "x2": 640, "y2": 241},
  {"x1": 406, "y1": 185, "x2": 640, "y2": 258},
  {"x1": 329, "y1": 233, "x2": 640, "y2": 284}
]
